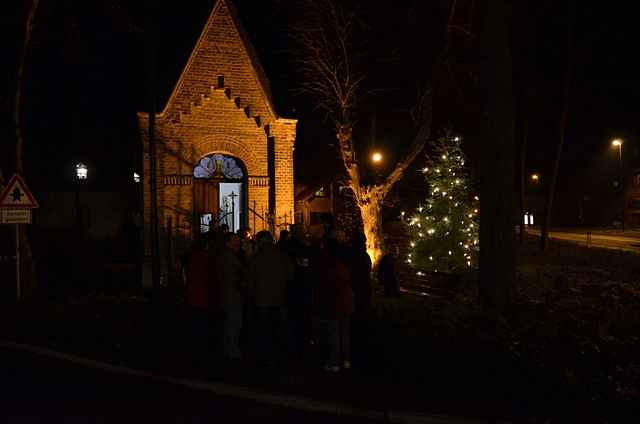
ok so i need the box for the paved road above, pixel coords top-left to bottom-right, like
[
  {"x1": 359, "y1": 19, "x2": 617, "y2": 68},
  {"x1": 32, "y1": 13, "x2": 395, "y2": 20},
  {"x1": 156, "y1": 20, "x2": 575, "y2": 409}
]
[
  {"x1": 528, "y1": 228, "x2": 640, "y2": 253},
  {"x1": 0, "y1": 347, "x2": 381, "y2": 423}
]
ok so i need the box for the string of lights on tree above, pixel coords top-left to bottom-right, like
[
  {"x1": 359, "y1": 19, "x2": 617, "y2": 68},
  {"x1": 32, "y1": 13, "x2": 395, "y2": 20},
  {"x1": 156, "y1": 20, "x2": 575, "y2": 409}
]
[{"x1": 402, "y1": 132, "x2": 479, "y2": 275}]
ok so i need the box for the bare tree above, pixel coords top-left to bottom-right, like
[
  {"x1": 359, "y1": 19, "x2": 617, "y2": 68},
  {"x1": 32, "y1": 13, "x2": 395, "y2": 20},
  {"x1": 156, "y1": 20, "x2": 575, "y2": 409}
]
[
  {"x1": 540, "y1": 0, "x2": 575, "y2": 250},
  {"x1": 293, "y1": 0, "x2": 435, "y2": 265},
  {"x1": 12, "y1": 0, "x2": 41, "y2": 299}
]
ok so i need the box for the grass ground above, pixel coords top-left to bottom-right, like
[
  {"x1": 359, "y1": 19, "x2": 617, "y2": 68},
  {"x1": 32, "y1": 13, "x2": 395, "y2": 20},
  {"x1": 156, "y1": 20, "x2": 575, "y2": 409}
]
[
  {"x1": 388, "y1": 235, "x2": 640, "y2": 421},
  {"x1": 1, "y1": 235, "x2": 638, "y2": 422}
]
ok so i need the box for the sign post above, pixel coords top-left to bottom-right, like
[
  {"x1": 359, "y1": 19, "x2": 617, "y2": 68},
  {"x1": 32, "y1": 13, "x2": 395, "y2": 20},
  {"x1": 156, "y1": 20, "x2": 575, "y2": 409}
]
[
  {"x1": 16, "y1": 224, "x2": 20, "y2": 301},
  {"x1": 0, "y1": 174, "x2": 39, "y2": 301}
]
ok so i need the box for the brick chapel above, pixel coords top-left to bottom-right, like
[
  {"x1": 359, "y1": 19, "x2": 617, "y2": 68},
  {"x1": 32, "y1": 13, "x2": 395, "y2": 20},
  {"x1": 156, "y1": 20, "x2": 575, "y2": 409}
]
[{"x1": 137, "y1": 0, "x2": 297, "y2": 248}]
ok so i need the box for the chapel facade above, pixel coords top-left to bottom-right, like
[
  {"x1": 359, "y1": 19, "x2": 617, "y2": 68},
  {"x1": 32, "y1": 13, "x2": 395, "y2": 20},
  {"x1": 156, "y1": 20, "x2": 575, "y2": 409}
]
[{"x1": 137, "y1": 0, "x2": 296, "y2": 252}]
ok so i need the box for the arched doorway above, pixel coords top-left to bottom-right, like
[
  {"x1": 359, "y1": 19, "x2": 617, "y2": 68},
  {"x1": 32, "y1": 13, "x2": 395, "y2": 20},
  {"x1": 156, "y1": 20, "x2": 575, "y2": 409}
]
[{"x1": 193, "y1": 153, "x2": 247, "y2": 233}]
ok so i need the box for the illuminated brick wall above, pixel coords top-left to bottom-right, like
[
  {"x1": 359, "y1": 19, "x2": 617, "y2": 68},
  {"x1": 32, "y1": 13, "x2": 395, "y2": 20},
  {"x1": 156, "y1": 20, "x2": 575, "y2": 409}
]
[{"x1": 137, "y1": 0, "x2": 296, "y2": 258}]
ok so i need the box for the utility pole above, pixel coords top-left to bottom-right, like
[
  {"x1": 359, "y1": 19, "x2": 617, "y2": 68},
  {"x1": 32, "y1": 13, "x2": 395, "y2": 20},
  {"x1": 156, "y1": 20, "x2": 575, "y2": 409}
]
[
  {"x1": 618, "y1": 142, "x2": 625, "y2": 232},
  {"x1": 146, "y1": 2, "x2": 161, "y2": 292}
]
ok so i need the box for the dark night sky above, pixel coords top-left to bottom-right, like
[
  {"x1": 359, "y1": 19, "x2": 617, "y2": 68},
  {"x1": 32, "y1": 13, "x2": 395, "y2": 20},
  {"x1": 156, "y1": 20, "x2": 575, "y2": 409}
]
[{"x1": 1, "y1": 0, "x2": 638, "y2": 210}]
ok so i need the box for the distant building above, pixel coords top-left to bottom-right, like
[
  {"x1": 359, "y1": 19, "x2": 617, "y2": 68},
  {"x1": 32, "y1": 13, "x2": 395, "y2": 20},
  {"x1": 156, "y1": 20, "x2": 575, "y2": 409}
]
[
  {"x1": 626, "y1": 168, "x2": 640, "y2": 226},
  {"x1": 294, "y1": 179, "x2": 402, "y2": 240},
  {"x1": 294, "y1": 180, "x2": 363, "y2": 239}
]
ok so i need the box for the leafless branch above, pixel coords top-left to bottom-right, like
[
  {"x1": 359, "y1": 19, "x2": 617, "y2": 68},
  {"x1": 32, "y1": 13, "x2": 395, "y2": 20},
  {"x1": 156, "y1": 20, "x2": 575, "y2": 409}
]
[
  {"x1": 377, "y1": 88, "x2": 433, "y2": 199},
  {"x1": 410, "y1": 81, "x2": 431, "y2": 124},
  {"x1": 291, "y1": 0, "x2": 365, "y2": 198},
  {"x1": 292, "y1": 0, "x2": 363, "y2": 128},
  {"x1": 448, "y1": 24, "x2": 477, "y2": 38}
]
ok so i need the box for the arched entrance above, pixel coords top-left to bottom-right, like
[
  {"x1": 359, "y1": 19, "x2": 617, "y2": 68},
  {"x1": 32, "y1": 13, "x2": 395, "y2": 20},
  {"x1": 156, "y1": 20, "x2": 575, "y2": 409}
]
[{"x1": 193, "y1": 153, "x2": 247, "y2": 233}]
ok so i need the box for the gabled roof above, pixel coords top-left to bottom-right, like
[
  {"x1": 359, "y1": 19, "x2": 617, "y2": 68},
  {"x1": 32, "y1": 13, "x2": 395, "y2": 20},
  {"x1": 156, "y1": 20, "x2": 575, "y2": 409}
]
[
  {"x1": 147, "y1": 0, "x2": 280, "y2": 122},
  {"x1": 295, "y1": 183, "x2": 326, "y2": 203}
]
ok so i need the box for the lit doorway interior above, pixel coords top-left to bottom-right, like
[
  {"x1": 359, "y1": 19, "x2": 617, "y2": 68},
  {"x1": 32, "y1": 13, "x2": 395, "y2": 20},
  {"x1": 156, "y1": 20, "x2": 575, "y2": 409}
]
[
  {"x1": 193, "y1": 153, "x2": 246, "y2": 233},
  {"x1": 219, "y1": 182, "x2": 242, "y2": 232}
]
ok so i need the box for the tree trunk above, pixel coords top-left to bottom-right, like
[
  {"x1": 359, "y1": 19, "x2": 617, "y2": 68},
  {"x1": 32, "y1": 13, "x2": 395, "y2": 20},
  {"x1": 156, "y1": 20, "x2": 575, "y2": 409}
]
[
  {"x1": 519, "y1": 118, "x2": 528, "y2": 244},
  {"x1": 14, "y1": 0, "x2": 40, "y2": 300},
  {"x1": 338, "y1": 103, "x2": 430, "y2": 268},
  {"x1": 479, "y1": 0, "x2": 516, "y2": 313},
  {"x1": 540, "y1": 1, "x2": 574, "y2": 251},
  {"x1": 359, "y1": 197, "x2": 384, "y2": 266}
]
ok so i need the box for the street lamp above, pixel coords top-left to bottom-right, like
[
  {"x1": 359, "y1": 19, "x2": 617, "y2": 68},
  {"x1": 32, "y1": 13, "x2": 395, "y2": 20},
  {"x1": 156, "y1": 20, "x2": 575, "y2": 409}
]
[
  {"x1": 531, "y1": 173, "x2": 540, "y2": 183},
  {"x1": 74, "y1": 162, "x2": 88, "y2": 240},
  {"x1": 76, "y1": 163, "x2": 88, "y2": 180},
  {"x1": 611, "y1": 138, "x2": 624, "y2": 231},
  {"x1": 371, "y1": 151, "x2": 382, "y2": 164},
  {"x1": 611, "y1": 139, "x2": 623, "y2": 164}
]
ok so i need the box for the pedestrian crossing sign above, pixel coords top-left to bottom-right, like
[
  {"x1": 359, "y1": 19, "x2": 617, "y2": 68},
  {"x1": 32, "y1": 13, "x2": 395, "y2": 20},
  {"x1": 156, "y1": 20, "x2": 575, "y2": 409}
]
[{"x1": 0, "y1": 174, "x2": 39, "y2": 208}]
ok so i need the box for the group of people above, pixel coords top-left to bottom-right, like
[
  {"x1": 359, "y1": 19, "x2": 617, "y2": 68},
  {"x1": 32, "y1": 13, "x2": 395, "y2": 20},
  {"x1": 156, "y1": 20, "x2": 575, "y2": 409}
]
[{"x1": 182, "y1": 224, "x2": 397, "y2": 372}]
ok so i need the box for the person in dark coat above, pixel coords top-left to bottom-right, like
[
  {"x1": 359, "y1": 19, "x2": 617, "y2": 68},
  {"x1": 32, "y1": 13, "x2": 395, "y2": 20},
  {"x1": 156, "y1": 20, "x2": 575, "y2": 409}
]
[
  {"x1": 349, "y1": 232, "x2": 372, "y2": 317},
  {"x1": 378, "y1": 244, "x2": 401, "y2": 297},
  {"x1": 348, "y1": 232, "x2": 372, "y2": 368},
  {"x1": 277, "y1": 229, "x2": 291, "y2": 250},
  {"x1": 247, "y1": 231, "x2": 293, "y2": 366},
  {"x1": 314, "y1": 238, "x2": 354, "y2": 372},
  {"x1": 219, "y1": 232, "x2": 246, "y2": 360},
  {"x1": 238, "y1": 227, "x2": 255, "y2": 260},
  {"x1": 184, "y1": 234, "x2": 214, "y2": 357},
  {"x1": 286, "y1": 225, "x2": 317, "y2": 358}
]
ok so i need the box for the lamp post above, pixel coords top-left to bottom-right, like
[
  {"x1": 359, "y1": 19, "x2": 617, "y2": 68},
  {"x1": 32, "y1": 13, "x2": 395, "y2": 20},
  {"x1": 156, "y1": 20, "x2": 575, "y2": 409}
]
[
  {"x1": 75, "y1": 163, "x2": 88, "y2": 239},
  {"x1": 612, "y1": 139, "x2": 623, "y2": 164},
  {"x1": 527, "y1": 173, "x2": 540, "y2": 228},
  {"x1": 370, "y1": 151, "x2": 383, "y2": 184},
  {"x1": 76, "y1": 163, "x2": 88, "y2": 180},
  {"x1": 611, "y1": 139, "x2": 624, "y2": 231}
]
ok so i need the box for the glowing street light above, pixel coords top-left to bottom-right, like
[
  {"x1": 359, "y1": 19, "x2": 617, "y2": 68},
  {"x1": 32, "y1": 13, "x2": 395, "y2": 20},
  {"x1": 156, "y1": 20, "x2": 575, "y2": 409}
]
[
  {"x1": 611, "y1": 138, "x2": 623, "y2": 163},
  {"x1": 531, "y1": 173, "x2": 540, "y2": 183},
  {"x1": 371, "y1": 151, "x2": 382, "y2": 164},
  {"x1": 611, "y1": 138, "x2": 625, "y2": 231},
  {"x1": 76, "y1": 163, "x2": 88, "y2": 180}
]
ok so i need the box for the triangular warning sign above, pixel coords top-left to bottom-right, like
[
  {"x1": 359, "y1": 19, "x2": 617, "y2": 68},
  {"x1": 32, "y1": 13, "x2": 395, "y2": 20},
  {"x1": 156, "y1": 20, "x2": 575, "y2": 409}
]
[{"x1": 0, "y1": 174, "x2": 39, "y2": 208}]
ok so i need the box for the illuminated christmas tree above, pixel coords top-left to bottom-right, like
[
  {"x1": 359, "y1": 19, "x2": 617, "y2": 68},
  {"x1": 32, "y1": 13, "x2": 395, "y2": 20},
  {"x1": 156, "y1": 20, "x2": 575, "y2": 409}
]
[{"x1": 404, "y1": 133, "x2": 479, "y2": 274}]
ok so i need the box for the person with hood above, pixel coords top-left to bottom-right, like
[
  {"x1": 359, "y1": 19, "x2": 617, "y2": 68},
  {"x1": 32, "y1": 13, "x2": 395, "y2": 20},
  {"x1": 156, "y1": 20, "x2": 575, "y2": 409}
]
[{"x1": 247, "y1": 231, "x2": 293, "y2": 366}]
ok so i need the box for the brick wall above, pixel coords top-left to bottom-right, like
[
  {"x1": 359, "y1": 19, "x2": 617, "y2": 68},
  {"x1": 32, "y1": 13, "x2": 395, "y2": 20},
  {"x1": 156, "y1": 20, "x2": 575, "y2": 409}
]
[
  {"x1": 272, "y1": 120, "x2": 297, "y2": 227},
  {"x1": 137, "y1": 0, "x2": 297, "y2": 261},
  {"x1": 163, "y1": 0, "x2": 276, "y2": 126}
]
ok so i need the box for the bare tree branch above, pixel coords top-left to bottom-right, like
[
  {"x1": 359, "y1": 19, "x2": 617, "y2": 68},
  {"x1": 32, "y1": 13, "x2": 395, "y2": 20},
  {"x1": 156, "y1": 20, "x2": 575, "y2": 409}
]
[
  {"x1": 15, "y1": 0, "x2": 40, "y2": 175},
  {"x1": 448, "y1": 24, "x2": 476, "y2": 38},
  {"x1": 376, "y1": 89, "x2": 433, "y2": 199}
]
